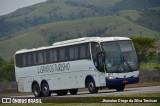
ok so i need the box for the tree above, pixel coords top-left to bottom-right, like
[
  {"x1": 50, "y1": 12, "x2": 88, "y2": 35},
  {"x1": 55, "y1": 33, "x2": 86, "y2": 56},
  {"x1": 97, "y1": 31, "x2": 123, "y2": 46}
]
[
  {"x1": 130, "y1": 36, "x2": 156, "y2": 63},
  {"x1": 0, "y1": 57, "x2": 15, "y2": 83},
  {"x1": 0, "y1": 57, "x2": 6, "y2": 83}
]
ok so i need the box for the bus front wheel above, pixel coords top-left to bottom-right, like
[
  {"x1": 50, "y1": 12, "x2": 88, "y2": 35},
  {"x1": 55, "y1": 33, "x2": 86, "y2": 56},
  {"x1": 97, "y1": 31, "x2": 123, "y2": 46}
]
[
  {"x1": 41, "y1": 82, "x2": 51, "y2": 97},
  {"x1": 32, "y1": 83, "x2": 41, "y2": 97},
  {"x1": 87, "y1": 79, "x2": 98, "y2": 93}
]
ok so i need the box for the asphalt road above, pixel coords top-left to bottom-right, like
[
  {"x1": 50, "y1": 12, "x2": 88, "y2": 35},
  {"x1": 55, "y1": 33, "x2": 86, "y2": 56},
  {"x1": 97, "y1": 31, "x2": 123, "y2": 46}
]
[{"x1": 12, "y1": 86, "x2": 160, "y2": 98}]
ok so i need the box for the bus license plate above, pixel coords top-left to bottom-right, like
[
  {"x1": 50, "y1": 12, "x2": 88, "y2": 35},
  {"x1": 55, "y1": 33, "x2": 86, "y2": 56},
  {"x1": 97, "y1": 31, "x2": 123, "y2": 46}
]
[{"x1": 123, "y1": 80, "x2": 128, "y2": 84}]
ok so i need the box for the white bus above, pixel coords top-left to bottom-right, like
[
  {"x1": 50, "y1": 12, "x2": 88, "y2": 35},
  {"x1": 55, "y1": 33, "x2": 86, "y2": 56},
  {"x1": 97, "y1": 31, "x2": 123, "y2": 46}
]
[{"x1": 14, "y1": 37, "x2": 139, "y2": 97}]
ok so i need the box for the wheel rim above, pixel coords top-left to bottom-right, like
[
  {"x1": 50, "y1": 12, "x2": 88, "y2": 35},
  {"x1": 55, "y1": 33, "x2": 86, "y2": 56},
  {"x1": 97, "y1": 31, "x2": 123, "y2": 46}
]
[
  {"x1": 42, "y1": 84, "x2": 48, "y2": 94},
  {"x1": 89, "y1": 82, "x2": 94, "y2": 91},
  {"x1": 43, "y1": 86, "x2": 48, "y2": 92},
  {"x1": 33, "y1": 84, "x2": 39, "y2": 96},
  {"x1": 34, "y1": 90, "x2": 38, "y2": 96}
]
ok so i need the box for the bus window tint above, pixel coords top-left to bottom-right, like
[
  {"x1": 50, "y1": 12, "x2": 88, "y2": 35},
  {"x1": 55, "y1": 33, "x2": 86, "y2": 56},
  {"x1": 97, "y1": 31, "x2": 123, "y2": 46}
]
[
  {"x1": 15, "y1": 54, "x2": 22, "y2": 67},
  {"x1": 68, "y1": 45, "x2": 79, "y2": 60},
  {"x1": 22, "y1": 54, "x2": 27, "y2": 66},
  {"x1": 38, "y1": 51, "x2": 44, "y2": 64},
  {"x1": 75, "y1": 46, "x2": 79, "y2": 59},
  {"x1": 91, "y1": 42, "x2": 101, "y2": 68},
  {"x1": 86, "y1": 44, "x2": 90, "y2": 58},
  {"x1": 15, "y1": 43, "x2": 91, "y2": 67},
  {"x1": 91, "y1": 43, "x2": 101, "y2": 60},
  {"x1": 80, "y1": 44, "x2": 86, "y2": 59},
  {"x1": 33, "y1": 52, "x2": 37, "y2": 65},
  {"x1": 49, "y1": 49, "x2": 57, "y2": 62},
  {"x1": 28, "y1": 53, "x2": 32, "y2": 65},
  {"x1": 79, "y1": 43, "x2": 90, "y2": 59},
  {"x1": 59, "y1": 48, "x2": 65, "y2": 62},
  {"x1": 68, "y1": 46, "x2": 74, "y2": 60},
  {"x1": 44, "y1": 51, "x2": 47, "y2": 64}
]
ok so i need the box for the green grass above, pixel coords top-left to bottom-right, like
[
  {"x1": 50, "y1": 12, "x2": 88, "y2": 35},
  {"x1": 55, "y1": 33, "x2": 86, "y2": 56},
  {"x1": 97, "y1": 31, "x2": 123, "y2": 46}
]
[
  {"x1": 1, "y1": 104, "x2": 159, "y2": 106},
  {"x1": 0, "y1": 93, "x2": 159, "y2": 106},
  {"x1": 140, "y1": 62, "x2": 160, "y2": 70}
]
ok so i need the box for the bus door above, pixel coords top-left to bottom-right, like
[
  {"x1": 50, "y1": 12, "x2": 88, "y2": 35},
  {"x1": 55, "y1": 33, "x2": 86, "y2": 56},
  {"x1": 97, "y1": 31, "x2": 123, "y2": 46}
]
[
  {"x1": 91, "y1": 42, "x2": 106, "y2": 87},
  {"x1": 96, "y1": 52, "x2": 106, "y2": 87}
]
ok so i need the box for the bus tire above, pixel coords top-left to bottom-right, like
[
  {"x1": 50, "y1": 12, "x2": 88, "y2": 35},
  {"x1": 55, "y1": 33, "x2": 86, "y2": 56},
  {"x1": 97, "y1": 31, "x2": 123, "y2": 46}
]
[
  {"x1": 87, "y1": 79, "x2": 98, "y2": 93},
  {"x1": 69, "y1": 89, "x2": 78, "y2": 95},
  {"x1": 41, "y1": 82, "x2": 51, "y2": 97},
  {"x1": 116, "y1": 85, "x2": 125, "y2": 92},
  {"x1": 32, "y1": 83, "x2": 42, "y2": 97},
  {"x1": 56, "y1": 90, "x2": 68, "y2": 96}
]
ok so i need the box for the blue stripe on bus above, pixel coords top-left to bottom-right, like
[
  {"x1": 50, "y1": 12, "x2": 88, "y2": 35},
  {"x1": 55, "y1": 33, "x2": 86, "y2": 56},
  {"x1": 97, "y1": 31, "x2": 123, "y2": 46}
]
[{"x1": 106, "y1": 77, "x2": 139, "y2": 86}]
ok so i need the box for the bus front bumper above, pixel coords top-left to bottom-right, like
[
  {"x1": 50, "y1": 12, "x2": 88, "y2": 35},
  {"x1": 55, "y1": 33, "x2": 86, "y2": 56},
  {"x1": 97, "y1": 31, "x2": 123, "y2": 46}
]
[{"x1": 106, "y1": 77, "x2": 139, "y2": 87}]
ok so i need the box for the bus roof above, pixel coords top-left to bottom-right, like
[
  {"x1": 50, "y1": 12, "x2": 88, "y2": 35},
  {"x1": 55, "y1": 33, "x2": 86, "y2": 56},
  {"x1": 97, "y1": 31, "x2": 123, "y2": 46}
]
[{"x1": 15, "y1": 37, "x2": 130, "y2": 54}]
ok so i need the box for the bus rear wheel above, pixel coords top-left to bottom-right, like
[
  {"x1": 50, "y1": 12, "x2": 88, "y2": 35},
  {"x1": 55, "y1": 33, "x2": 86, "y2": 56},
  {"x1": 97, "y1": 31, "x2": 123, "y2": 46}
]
[
  {"x1": 56, "y1": 90, "x2": 68, "y2": 96},
  {"x1": 41, "y1": 82, "x2": 51, "y2": 97},
  {"x1": 116, "y1": 85, "x2": 125, "y2": 91},
  {"x1": 87, "y1": 79, "x2": 98, "y2": 93},
  {"x1": 32, "y1": 83, "x2": 42, "y2": 97},
  {"x1": 69, "y1": 89, "x2": 78, "y2": 95}
]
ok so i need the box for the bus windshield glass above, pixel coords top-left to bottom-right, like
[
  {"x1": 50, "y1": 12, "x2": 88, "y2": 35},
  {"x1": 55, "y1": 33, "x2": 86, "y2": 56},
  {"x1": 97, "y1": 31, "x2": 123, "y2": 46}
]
[{"x1": 101, "y1": 40, "x2": 138, "y2": 73}]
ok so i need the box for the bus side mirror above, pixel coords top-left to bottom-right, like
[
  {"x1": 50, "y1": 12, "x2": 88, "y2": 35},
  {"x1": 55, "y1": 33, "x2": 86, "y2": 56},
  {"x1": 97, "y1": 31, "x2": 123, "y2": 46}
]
[
  {"x1": 96, "y1": 52, "x2": 105, "y2": 72},
  {"x1": 96, "y1": 52, "x2": 105, "y2": 63}
]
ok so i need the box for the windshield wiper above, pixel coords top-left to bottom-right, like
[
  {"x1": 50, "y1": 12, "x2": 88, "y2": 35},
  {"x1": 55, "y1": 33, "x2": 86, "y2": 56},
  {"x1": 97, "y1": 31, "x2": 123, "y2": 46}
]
[{"x1": 120, "y1": 53, "x2": 133, "y2": 72}]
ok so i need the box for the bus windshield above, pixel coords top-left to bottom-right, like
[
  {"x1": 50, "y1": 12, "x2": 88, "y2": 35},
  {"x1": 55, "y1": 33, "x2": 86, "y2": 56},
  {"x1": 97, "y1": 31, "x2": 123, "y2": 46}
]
[{"x1": 101, "y1": 40, "x2": 138, "y2": 73}]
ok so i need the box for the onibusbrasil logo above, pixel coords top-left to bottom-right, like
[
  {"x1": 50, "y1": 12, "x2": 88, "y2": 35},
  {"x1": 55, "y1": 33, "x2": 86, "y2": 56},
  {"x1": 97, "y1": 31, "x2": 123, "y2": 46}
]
[{"x1": 1, "y1": 98, "x2": 42, "y2": 104}]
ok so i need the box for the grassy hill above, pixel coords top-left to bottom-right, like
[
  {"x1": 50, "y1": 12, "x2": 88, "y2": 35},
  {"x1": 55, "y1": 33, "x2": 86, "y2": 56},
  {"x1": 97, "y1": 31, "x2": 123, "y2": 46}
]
[
  {"x1": 0, "y1": 15, "x2": 159, "y2": 59},
  {"x1": 0, "y1": 0, "x2": 160, "y2": 38},
  {"x1": 0, "y1": 0, "x2": 160, "y2": 58},
  {"x1": 1, "y1": 0, "x2": 122, "y2": 38},
  {"x1": 116, "y1": 7, "x2": 160, "y2": 32}
]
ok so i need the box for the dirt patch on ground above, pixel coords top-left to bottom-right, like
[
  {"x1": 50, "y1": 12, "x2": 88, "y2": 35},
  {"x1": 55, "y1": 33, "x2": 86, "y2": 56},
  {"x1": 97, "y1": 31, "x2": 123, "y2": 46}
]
[{"x1": 0, "y1": 89, "x2": 32, "y2": 97}]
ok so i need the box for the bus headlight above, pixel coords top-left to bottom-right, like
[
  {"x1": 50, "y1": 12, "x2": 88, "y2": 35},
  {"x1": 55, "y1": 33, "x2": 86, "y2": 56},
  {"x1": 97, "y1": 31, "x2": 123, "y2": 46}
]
[
  {"x1": 107, "y1": 73, "x2": 116, "y2": 79},
  {"x1": 133, "y1": 74, "x2": 139, "y2": 78}
]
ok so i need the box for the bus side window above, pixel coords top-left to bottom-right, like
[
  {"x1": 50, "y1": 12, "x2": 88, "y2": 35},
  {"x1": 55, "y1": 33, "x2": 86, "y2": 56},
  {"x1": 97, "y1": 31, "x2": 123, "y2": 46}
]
[
  {"x1": 79, "y1": 43, "x2": 90, "y2": 59},
  {"x1": 44, "y1": 51, "x2": 47, "y2": 64},
  {"x1": 33, "y1": 52, "x2": 37, "y2": 65},
  {"x1": 59, "y1": 48, "x2": 65, "y2": 62},
  {"x1": 15, "y1": 54, "x2": 22, "y2": 67},
  {"x1": 80, "y1": 44, "x2": 86, "y2": 59},
  {"x1": 75, "y1": 45, "x2": 79, "y2": 60},
  {"x1": 49, "y1": 49, "x2": 57, "y2": 63},
  {"x1": 68, "y1": 46, "x2": 75, "y2": 60},
  {"x1": 38, "y1": 51, "x2": 44, "y2": 64},
  {"x1": 27, "y1": 53, "x2": 32, "y2": 66},
  {"x1": 86, "y1": 43, "x2": 90, "y2": 59},
  {"x1": 91, "y1": 42, "x2": 101, "y2": 67},
  {"x1": 22, "y1": 54, "x2": 27, "y2": 67},
  {"x1": 65, "y1": 47, "x2": 69, "y2": 61}
]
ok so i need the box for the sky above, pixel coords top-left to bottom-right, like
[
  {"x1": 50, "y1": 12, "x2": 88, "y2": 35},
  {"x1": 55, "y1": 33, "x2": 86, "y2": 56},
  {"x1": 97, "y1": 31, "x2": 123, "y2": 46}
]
[{"x1": 0, "y1": 0, "x2": 47, "y2": 16}]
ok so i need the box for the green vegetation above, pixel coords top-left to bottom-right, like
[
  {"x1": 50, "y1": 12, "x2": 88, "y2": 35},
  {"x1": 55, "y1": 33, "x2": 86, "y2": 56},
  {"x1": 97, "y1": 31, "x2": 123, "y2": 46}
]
[
  {"x1": 0, "y1": 57, "x2": 15, "y2": 83},
  {"x1": 0, "y1": 15, "x2": 160, "y2": 59},
  {"x1": 140, "y1": 62, "x2": 160, "y2": 70},
  {"x1": 0, "y1": 0, "x2": 160, "y2": 59},
  {"x1": 130, "y1": 36, "x2": 157, "y2": 63},
  {"x1": 0, "y1": 104, "x2": 159, "y2": 106},
  {"x1": 0, "y1": 0, "x2": 160, "y2": 38},
  {"x1": 0, "y1": 93, "x2": 159, "y2": 106},
  {"x1": 130, "y1": 36, "x2": 160, "y2": 70}
]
